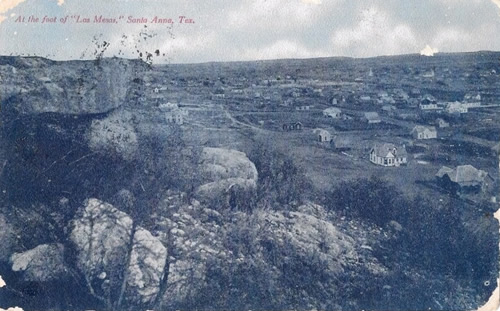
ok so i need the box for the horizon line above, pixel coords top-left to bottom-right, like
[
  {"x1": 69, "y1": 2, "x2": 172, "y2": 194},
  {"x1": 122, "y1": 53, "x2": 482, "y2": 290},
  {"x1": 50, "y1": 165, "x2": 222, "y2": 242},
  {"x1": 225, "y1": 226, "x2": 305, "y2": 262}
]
[{"x1": 1, "y1": 50, "x2": 499, "y2": 66}]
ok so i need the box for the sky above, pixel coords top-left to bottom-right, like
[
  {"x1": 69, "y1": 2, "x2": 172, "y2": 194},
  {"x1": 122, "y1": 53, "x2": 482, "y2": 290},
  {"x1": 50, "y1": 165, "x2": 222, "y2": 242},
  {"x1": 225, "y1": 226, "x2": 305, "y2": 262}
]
[{"x1": 1, "y1": 0, "x2": 500, "y2": 63}]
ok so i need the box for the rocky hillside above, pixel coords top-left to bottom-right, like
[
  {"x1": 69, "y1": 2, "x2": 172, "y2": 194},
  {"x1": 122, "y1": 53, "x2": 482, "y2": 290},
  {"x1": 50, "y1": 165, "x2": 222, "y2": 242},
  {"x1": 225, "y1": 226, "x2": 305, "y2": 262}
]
[
  {"x1": 0, "y1": 56, "x2": 497, "y2": 311},
  {"x1": 0, "y1": 56, "x2": 148, "y2": 115}
]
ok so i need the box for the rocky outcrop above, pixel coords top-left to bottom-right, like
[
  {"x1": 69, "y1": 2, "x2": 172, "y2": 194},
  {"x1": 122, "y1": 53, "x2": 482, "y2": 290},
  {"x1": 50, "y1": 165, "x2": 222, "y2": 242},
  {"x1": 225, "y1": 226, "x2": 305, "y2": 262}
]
[
  {"x1": 0, "y1": 57, "x2": 148, "y2": 115},
  {"x1": 253, "y1": 210, "x2": 361, "y2": 275},
  {"x1": 0, "y1": 214, "x2": 15, "y2": 262},
  {"x1": 10, "y1": 243, "x2": 67, "y2": 282},
  {"x1": 71, "y1": 198, "x2": 167, "y2": 303},
  {"x1": 196, "y1": 147, "x2": 258, "y2": 200}
]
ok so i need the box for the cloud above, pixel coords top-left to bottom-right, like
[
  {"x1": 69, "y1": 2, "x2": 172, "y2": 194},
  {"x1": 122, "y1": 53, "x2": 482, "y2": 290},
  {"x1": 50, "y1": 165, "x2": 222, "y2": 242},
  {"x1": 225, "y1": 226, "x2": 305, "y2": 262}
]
[
  {"x1": 429, "y1": 27, "x2": 474, "y2": 53},
  {"x1": 0, "y1": 0, "x2": 27, "y2": 23},
  {"x1": 1, "y1": 0, "x2": 499, "y2": 62},
  {"x1": 331, "y1": 7, "x2": 418, "y2": 57},
  {"x1": 301, "y1": 0, "x2": 322, "y2": 5},
  {"x1": 241, "y1": 39, "x2": 325, "y2": 60},
  {"x1": 420, "y1": 44, "x2": 439, "y2": 56},
  {"x1": 227, "y1": 0, "x2": 325, "y2": 30},
  {"x1": 0, "y1": 275, "x2": 5, "y2": 287},
  {"x1": 0, "y1": 0, "x2": 27, "y2": 14}
]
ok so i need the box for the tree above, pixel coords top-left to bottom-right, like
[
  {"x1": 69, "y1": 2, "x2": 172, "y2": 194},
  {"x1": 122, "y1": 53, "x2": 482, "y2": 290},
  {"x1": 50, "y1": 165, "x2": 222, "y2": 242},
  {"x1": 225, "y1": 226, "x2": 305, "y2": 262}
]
[{"x1": 248, "y1": 141, "x2": 312, "y2": 209}]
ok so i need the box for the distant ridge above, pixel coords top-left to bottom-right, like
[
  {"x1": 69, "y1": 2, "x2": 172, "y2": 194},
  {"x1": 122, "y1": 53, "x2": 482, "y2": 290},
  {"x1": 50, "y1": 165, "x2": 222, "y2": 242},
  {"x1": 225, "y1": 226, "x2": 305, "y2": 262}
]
[{"x1": 1, "y1": 50, "x2": 500, "y2": 66}]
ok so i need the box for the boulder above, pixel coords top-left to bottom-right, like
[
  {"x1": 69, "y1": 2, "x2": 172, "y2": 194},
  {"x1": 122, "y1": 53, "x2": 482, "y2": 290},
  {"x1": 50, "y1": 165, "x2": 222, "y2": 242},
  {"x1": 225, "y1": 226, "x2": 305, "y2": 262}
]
[
  {"x1": 71, "y1": 198, "x2": 167, "y2": 303},
  {"x1": 0, "y1": 57, "x2": 147, "y2": 115},
  {"x1": 10, "y1": 243, "x2": 67, "y2": 282},
  {"x1": 196, "y1": 147, "x2": 258, "y2": 200}
]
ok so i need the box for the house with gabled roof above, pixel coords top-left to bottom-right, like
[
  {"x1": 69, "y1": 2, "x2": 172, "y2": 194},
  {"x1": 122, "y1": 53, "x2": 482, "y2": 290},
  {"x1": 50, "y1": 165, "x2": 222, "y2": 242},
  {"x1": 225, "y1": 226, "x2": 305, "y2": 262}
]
[
  {"x1": 411, "y1": 125, "x2": 437, "y2": 140},
  {"x1": 282, "y1": 122, "x2": 303, "y2": 131},
  {"x1": 436, "y1": 165, "x2": 493, "y2": 193},
  {"x1": 323, "y1": 107, "x2": 342, "y2": 119},
  {"x1": 363, "y1": 112, "x2": 381, "y2": 124},
  {"x1": 370, "y1": 143, "x2": 408, "y2": 167},
  {"x1": 313, "y1": 129, "x2": 332, "y2": 142},
  {"x1": 446, "y1": 101, "x2": 468, "y2": 114}
]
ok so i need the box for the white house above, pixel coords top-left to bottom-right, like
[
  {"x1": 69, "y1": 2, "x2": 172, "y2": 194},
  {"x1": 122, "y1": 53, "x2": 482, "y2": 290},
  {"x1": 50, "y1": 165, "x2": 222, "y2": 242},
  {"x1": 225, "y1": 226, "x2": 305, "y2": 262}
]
[
  {"x1": 159, "y1": 102, "x2": 188, "y2": 125},
  {"x1": 313, "y1": 129, "x2": 332, "y2": 142},
  {"x1": 159, "y1": 102, "x2": 178, "y2": 110},
  {"x1": 464, "y1": 93, "x2": 481, "y2": 103},
  {"x1": 370, "y1": 143, "x2": 408, "y2": 167},
  {"x1": 419, "y1": 102, "x2": 440, "y2": 110},
  {"x1": 165, "y1": 110, "x2": 185, "y2": 124},
  {"x1": 419, "y1": 94, "x2": 440, "y2": 111},
  {"x1": 446, "y1": 101, "x2": 468, "y2": 114},
  {"x1": 411, "y1": 125, "x2": 437, "y2": 140},
  {"x1": 462, "y1": 102, "x2": 481, "y2": 109},
  {"x1": 363, "y1": 112, "x2": 381, "y2": 124},
  {"x1": 323, "y1": 107, "x2": 342, "y2": 119}
]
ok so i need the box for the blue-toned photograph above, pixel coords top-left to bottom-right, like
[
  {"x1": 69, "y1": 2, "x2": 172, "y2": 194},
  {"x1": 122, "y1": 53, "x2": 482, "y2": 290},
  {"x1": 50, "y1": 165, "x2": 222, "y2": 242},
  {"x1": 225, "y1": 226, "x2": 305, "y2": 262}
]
[{"x1": 0, "y1": 1, "x2": 499, "y2": 310}]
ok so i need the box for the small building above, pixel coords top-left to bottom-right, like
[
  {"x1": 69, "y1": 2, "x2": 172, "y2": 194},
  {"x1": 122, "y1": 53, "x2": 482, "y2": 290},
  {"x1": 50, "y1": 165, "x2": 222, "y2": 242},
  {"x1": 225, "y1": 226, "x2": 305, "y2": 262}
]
[
  {"x1": 464, "y1": 93, "x2": 481, "y2": 103},
  {"x1": 313, "y1": 129, "x2": 332, "y2": 142},
  {"x1": 419, "y1": 102, "x2": 440, "y2": 111},
  {"x1": 283, "y1": 122, "x2": 303, "y2": 131},
  {"x1": 393, "y1": 89, "x2": 409, "y2": 102},
  {"x1": 411, "y1": 125, "x2": 437, "y2": 140},
  {"x1": 212, "y1": 87, "x2": 225, "y2": 99},
  {"x1": 422, "y1": 69, "x2": 435, "y2": 78},
  {"x1": 436, "y1": 118, "x2": 449, "y2": 128},
  {"x1": 446, "y1": 101, "x2": 468, "y2": 114},
  {"x1": 363, "y1": 112, "x2": 381, "y2": 124},
  {"x1": 165, "y1": 110, "x2": 185, "y2": 125},
  {"x1": 461, "y1": 101, "x2": 481, "y2": 109},
  {"x1": 323, "y1": 107, "x2": 342, "y2": 119},
  {"x1": 419, "y1": 94, "x2": 439, "y2": 111},
  {"x1": 436, "y1": 165, "x2": 492, "y2": 193},
  {"x1": 378, "y1": 91, "x2": 395, "y2": 105},
  {"x1": 159, "y1": 102, "x2": 178, "y2": 110},
  {"x1": 331, "y1": 135, "x2": 352, "y2": 151},
  {"x1": 296, "y1": 105, "x2": 312, "y2": 111},
  {"x1": 370, "y1": 143, "x2": 408, "y2": 167},
  {"x1": 410, "y1": 88, "x2": 421, "y2": 96},
  {"x1": 382, "y1": 105, "x2": 396, "y2": 114},
  {"x1": 159, "y1": 102, "x2": 188, "y2": 125}
]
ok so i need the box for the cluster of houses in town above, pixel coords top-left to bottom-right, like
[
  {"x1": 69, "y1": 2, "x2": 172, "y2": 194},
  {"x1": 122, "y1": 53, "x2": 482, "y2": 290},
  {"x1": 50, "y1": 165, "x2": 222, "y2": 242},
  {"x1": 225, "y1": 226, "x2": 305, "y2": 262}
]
[
  {"x1": 419, "y1": 93, "x2": 484, "y2": 114},
  {"x1": 297, "y1": 103, "x2": 492, "y2": 196},
  {"x1": 143, "y1": 72, "x2": 496, "y2": 200}
]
